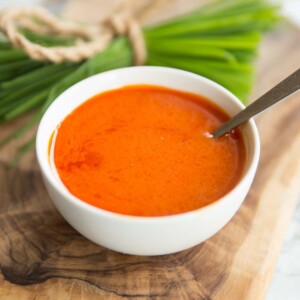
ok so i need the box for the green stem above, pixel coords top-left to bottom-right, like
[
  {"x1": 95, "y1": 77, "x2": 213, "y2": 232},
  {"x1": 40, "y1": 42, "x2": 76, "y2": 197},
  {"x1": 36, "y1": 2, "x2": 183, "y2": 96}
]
[
  {"x1": 0, "y1": 64, "x2": 78, "y2": 107},
  {"x1": 146, "y1": 7, "x2": 279, "y2": 37},
  {"x1": 1, "y1": 62, "x2": 74, "y2": 90},
  {"x1": 147, "y1": 41, "x2": 236, "y2": 61},
  {"x1": 0, "y1": 49, "x2": 28, "y2": 62},
  {"x1": 2, "y1": 89, "x2": 50, "y2": 121}
]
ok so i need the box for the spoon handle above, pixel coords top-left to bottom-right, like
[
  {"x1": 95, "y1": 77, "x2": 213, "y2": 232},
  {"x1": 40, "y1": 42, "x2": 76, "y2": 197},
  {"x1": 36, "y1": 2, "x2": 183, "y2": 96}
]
[{"x1": 213, "y1": 68, "x2": 300, "y2": 138}]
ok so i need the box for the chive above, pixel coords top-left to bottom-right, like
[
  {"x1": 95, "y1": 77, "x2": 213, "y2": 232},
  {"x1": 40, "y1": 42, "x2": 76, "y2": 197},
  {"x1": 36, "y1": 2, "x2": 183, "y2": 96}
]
[
  {"x1": 147, "y1": 0, "x2": 260, "y2": 30},
  {"x1": 0, "y1": 64, "x2": 78, "y2": 107},
  {"x1": 147, "y1": 32, "x2": 261, "y2": 51},
  {"x1": 147, "y1": 54, "x2": 252, "y2": 101},
  {"x1": 0, "y1": 59, "x2": 44, "y2": 72},
  {"x1": 147, "y1": 10, "x2": 279, "y2": 38},
  {"x1": 1, "y1": 62, "x2": 73, "y2": 90},
  {"x1": 147, "y1": 0, "x2": 279, "y2": 35},
  {"x1": 0, "y1": 49, "x2": 28, "y2": 62},
  {"x1": 3, "y1": 89, "x2": 49, "y2": 121},
  {"x1": 0, "y1": 63, "x2": 43, "y2": 83},
  {"x1": 147, "y1": 41, "x2": 236, "y2": 61},
  {"x1": 231, "y1": 49, "x2": 257, "y2": 62},
  {"x1": 0, "y1": 42, "x2": 11, "y2": 49}
]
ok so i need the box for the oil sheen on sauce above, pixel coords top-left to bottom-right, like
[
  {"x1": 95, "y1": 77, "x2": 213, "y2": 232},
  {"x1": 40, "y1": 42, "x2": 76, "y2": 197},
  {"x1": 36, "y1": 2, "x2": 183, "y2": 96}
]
[{"x1": 53, "y1": 85, "x2": 245, "y2": 216}]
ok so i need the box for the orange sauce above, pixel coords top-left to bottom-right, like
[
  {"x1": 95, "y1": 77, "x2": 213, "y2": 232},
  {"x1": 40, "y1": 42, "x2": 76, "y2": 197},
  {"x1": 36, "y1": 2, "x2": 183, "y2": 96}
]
[{"x1": 53, "y1": 85, "x2": 245, "y2": 216}]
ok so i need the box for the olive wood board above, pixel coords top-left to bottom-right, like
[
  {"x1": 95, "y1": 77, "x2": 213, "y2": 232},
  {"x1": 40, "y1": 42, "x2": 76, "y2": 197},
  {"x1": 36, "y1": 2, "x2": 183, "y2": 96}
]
[{"x1": 0, "y1": 1, "x2": 300, "y2": 299}]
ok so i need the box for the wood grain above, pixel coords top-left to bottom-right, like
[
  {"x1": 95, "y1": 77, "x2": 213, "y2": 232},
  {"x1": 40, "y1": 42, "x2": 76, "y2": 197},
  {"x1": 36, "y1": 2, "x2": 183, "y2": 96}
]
[{"x1": 0, "y1": 2, "x2": 300, "y2": 299}]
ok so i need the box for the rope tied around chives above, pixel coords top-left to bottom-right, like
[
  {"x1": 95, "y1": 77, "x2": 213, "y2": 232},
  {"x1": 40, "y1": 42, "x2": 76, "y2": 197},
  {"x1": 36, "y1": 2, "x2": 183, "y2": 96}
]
[{"x1": 0, "y1": 6, "x2": 147, "y2": 65}]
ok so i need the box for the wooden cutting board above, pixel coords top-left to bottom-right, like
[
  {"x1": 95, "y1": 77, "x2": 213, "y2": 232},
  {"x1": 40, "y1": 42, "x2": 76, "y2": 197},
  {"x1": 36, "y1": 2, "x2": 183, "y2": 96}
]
[{"x1": 0, "y1": 1, "x2": 300, "y2": 299}]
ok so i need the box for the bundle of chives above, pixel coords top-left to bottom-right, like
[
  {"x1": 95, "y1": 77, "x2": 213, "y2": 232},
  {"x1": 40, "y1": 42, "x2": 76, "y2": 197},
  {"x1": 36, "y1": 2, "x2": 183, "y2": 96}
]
[{"x1": 0, "y1": 0, "x2": 280, "y2": 157}]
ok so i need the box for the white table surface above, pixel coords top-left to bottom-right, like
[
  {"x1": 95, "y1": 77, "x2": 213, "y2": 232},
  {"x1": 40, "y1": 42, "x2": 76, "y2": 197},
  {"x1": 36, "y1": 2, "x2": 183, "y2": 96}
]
[{"x1": 1, "y1": 0, "x2": 300, "y2": 299}]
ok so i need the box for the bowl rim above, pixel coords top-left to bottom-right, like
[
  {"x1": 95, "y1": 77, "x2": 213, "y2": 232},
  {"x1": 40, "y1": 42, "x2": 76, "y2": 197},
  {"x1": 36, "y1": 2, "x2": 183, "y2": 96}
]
[{"x1": 36, "y1": 66, "x2": 260, "y2": 222}]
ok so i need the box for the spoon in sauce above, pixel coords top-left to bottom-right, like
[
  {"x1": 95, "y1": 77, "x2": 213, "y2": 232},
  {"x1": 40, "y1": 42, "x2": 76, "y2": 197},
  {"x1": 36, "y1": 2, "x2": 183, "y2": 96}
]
[{"x1": 213, "y1": 68, "x2": 300, "y2": 138}]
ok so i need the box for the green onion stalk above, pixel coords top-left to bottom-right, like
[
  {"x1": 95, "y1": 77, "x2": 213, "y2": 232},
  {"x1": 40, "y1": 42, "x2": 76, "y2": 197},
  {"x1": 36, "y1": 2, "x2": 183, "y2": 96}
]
[{"x1": 0, "y1": 0, "x2": 280, "y2": 156}]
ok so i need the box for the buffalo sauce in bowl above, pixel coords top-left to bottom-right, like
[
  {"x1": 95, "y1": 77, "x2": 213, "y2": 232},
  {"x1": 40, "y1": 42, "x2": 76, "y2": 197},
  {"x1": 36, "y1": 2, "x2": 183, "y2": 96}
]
[{"x1": 51, "y1": 85, "x2": 245, "y2": 217}]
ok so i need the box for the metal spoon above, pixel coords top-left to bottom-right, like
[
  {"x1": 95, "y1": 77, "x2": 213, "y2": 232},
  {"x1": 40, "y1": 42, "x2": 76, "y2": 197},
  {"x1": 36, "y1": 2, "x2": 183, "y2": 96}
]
[{"x1": 213, "y1": 68, "x2": 300, "y2": 138}]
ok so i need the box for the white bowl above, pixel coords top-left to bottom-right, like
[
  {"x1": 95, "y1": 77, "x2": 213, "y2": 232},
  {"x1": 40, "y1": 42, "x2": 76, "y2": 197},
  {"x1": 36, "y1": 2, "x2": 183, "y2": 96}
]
[{"x1": 36, "y1": 66, "x2": 260, "y2": 256}]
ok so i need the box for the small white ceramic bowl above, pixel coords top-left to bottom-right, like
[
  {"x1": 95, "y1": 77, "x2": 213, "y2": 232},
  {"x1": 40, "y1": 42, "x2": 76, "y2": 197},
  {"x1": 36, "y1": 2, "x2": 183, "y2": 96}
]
[{"x1": 36, "y1": 66, "x2": 260, "y2": 256}]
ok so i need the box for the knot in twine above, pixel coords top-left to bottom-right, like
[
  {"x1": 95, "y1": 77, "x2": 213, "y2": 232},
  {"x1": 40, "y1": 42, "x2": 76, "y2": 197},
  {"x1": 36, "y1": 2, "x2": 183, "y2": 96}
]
[{"x1": 0, "y1": 6, "x2": 147, "y2": 65}]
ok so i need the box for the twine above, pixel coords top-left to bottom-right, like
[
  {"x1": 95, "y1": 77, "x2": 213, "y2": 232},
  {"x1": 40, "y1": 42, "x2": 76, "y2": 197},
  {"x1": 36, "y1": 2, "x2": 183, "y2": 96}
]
[{"x1": 0, "y1": 6, "x2": 147, "y2": 64}]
